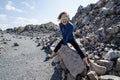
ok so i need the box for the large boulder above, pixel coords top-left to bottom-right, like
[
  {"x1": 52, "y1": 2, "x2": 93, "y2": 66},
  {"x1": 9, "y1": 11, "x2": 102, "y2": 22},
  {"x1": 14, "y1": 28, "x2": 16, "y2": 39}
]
[{"x1": 57, "y1": 45, "x2": 85, "y2": 78}]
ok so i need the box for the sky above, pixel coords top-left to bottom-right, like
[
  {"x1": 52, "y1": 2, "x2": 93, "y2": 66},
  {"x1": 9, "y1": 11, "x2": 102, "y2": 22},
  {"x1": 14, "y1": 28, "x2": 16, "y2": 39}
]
[{"x1": 0, "y1": 0, "x2": 99, "y2": 30}]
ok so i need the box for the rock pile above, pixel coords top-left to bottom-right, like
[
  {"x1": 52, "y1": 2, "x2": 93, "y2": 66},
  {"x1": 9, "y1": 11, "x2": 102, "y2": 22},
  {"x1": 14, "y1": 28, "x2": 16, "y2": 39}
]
[
  {"x1": 72, "y1": 0, "x2": 120, "y2": 51},
  {"x1": 70, "y1": 0, "x2": 120, "y2": 79},
  {"x1": 6, "y1": 22, "x2": 59, "y2": 37}
]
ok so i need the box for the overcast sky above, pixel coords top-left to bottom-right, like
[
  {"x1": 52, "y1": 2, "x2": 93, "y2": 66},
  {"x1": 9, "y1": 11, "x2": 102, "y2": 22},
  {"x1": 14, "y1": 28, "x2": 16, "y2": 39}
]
[{"x1": 0, "y1": 0, "x2": 99, "y2": 30}]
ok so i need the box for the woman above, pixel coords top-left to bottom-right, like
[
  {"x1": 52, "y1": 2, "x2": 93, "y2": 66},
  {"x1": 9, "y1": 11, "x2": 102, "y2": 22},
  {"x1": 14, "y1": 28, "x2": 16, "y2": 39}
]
[{"x1": 45, "y1": 11, "x2": 90, "y2": 71}]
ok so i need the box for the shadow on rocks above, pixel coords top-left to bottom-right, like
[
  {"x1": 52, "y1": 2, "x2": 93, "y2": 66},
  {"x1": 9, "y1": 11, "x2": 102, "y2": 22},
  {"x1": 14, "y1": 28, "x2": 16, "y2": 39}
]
[{"x1": 50, "y1": 67, "x2": 63, "y2": 80}]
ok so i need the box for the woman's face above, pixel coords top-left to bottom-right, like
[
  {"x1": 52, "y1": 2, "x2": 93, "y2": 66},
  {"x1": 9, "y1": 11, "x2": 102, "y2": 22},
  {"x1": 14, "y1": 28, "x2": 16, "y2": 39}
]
[
  {"x1": 61, "y1": 19, "x2": 68, "y2": 25},
  {"x1": 60, "y1": 14, "x2": 68, "y2": 25}
]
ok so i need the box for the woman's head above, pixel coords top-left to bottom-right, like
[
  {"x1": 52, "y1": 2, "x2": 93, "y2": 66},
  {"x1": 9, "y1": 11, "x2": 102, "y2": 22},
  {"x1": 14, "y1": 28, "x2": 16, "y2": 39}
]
[{"x1": 58, "y1": 11, "x2": 70, "y2": 25}]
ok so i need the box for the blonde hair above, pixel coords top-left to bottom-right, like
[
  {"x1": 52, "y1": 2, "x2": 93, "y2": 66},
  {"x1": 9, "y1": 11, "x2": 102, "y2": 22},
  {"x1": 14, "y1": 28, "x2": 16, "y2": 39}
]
[{"x1": 57, "y1": 11, "x2": 70, "y2": 21}]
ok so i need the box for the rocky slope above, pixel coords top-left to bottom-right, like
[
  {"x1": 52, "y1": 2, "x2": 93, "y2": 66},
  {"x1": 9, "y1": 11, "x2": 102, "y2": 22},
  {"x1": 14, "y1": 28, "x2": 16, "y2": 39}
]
[
  {"x1": 72, "y1": 0, "x2": 120, "y2": 52},
  {"x1": 69, "y1": 0, "x2": 120, "y2": 79}
]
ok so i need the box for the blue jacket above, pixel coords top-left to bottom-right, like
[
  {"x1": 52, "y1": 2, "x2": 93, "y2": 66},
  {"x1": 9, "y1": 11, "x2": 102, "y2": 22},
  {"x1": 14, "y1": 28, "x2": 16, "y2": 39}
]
[{"x1": 59, "y1": 22, "x2": 74, "y2": 45}]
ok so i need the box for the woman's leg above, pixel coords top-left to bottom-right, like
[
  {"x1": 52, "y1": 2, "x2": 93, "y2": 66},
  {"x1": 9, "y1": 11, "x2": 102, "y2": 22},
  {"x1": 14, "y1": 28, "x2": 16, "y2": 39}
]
[
  {"x1": 50, "y1": 39, "x2": 64, "y2": 58},
  {"x1": 68, "y1": 39, "x2": 85, "y2": 58},
  {"x1": 68, "y1": 39, "x2": 90, "y2": 67}
]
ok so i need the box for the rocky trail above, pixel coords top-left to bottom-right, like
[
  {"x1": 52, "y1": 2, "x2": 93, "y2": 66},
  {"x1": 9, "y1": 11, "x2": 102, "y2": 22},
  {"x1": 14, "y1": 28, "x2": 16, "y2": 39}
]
[{"x1": 0, "y1": 33, "x2": 54, "y2": 80}]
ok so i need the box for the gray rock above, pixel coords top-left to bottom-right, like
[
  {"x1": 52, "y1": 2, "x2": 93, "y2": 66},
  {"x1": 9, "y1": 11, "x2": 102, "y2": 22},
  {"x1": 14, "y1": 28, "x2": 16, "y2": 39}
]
[
  {"x1": 116, "y1": 6, "x2": 120, "y2": 14},
  {"x1": 90, "y1": 61, "x2": 107, "y2": 75},
  {"x1": 82, "y1": 16, "x2": 90, "y2": 24},
  {"x1": 103, "y1": 49, "x2": 120, "y2": 60},
  {"x1": 74, "y1": 30, "x2": 81, "y2": 38},
  {"x1": 108, "y1": 70, "x2": 120, "y2": 76},
  {"x1": 63, "y1": 72, "x2": 75, "y2": 80},
  {"x1": 105, "y1": 1, "x2": 115, "y2": 9},
  {"x1": 97, "y1": 27, "x2": 106, "y2": 41},
  {"x1": 99, "y1": 7, "x2": 110, "y2": 15},
  {"x1": 96, "y1": 0, "x2": 106, "y2": 8},
  {"x1": 77, "y1": 5, "x2": 84, "y2": 14},
  {"x1": 114, "y1": 58, "x2": 120, "y2": 71},
  {"x1": 13, "y1": 42, "x2": 19, "y2": 47},
  {"x1": 99, "y1": 75, "x2": 120, "y2": 80},
  {"x1": 87, "y1": 71, "x2": 99, "y2": 80},
  {"x1": 58, "y1": 45, "x2": 85, "y2": 78},
  {"x1": 96, "y1": 60, "x2": 113, "y2": 71},
  {"x1": 94, "y1": 55, "x2": 101, "y2": 60},
  {"x1": 3, "y1": 42, "x2": 7, "y2": 44},
  {"x1": 107, "y1": 26, "x2": 119, "y2": 35}
]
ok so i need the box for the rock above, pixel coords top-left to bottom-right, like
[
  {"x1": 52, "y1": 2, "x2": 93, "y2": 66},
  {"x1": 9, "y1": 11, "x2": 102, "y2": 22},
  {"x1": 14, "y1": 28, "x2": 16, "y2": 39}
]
[
  {"x1": 77, "y1": 5, "x2": 84, "y2": 14},
  {"x1": 0, "y1": 45, "x2": 4, "y2": 49},
  {"x1": 90, "y1": 61, "x2": 107, "y2": 75},
  {"x1": 64, "y1": 72, "x2": 75, "y2": 80},
  {"x1": 94, "y1": 55, "x2": 101, "y2": 60},
  {"x1": 116, "y1": 6, "x2": 120, "y2": 14},
  {"x1": 36, "y1": 43, "x2": 41, "y2": 47},
  {"x1": 36, "y1": 37, "x2": 40, "y2": 40},
  {"x1": 52, "y1": 56, "x2": 60, "y2": 65},
  {"x1": 97, "y1": 27, "x2": 106, "y2": 42},
  {"x1": 96, "y1": 0, "x2": 107, "y2": 8},
  {"x1": 74, "y1": 30, "x2": 81, "y2": 38},
  {"x1": 88, "y1": 53, "x2": 95, "y2": 59},
  {"x1": 108, "y1": 70, "x2": 119, "y2": 76},
  {"x1": 107, "y1": 26, "x2": 119, "y2": 35},
  {"x1": 87, "y1": 71, "x2": 99, "y2": 80},
  {"x1": 103, "y1": 49, "x2": 120, "y2": 60},
  {"x1": 105, "y1": 1, "x2": 115, "y2": 9},
  {"x1": 96, "y1": 60, "x2": 113, "y2": 71},
  {"x1": 99, "y1": 75, "x2": 120, "y2": 80},
  {"x1": 6, "y1": 28, "x2": 14, "y2": 33},
  {"x1": 13, "y1": 42, "x2": 19, "y2": 47},
  {"x1": 82, "y1": 16, "x2": 90, "y2": 24},
  {"x1": 99, "y1": 7, "x2": 110, "y2": 15},
  {"x1": 58, "y1": 45, "x2": 85, "y2": 78},
  {"x1": 3, "y1": 42, "x2": 7, "y2": 44},
  {"x1": 114, "y1": 58, "x2": 120, "y2": 71},
  {"x1": 19, "y1": 37, "x2": 22, "y2": 39}
]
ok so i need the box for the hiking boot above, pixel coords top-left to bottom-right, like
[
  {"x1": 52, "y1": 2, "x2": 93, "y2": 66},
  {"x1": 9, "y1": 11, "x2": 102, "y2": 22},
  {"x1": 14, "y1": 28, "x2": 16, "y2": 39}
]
[
  {"x1": 86, "y1": 66, "x2": 91, "y2": 72},
  {"x1": 44, "y1": 56, "x2": 51, "y2": 62}
]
